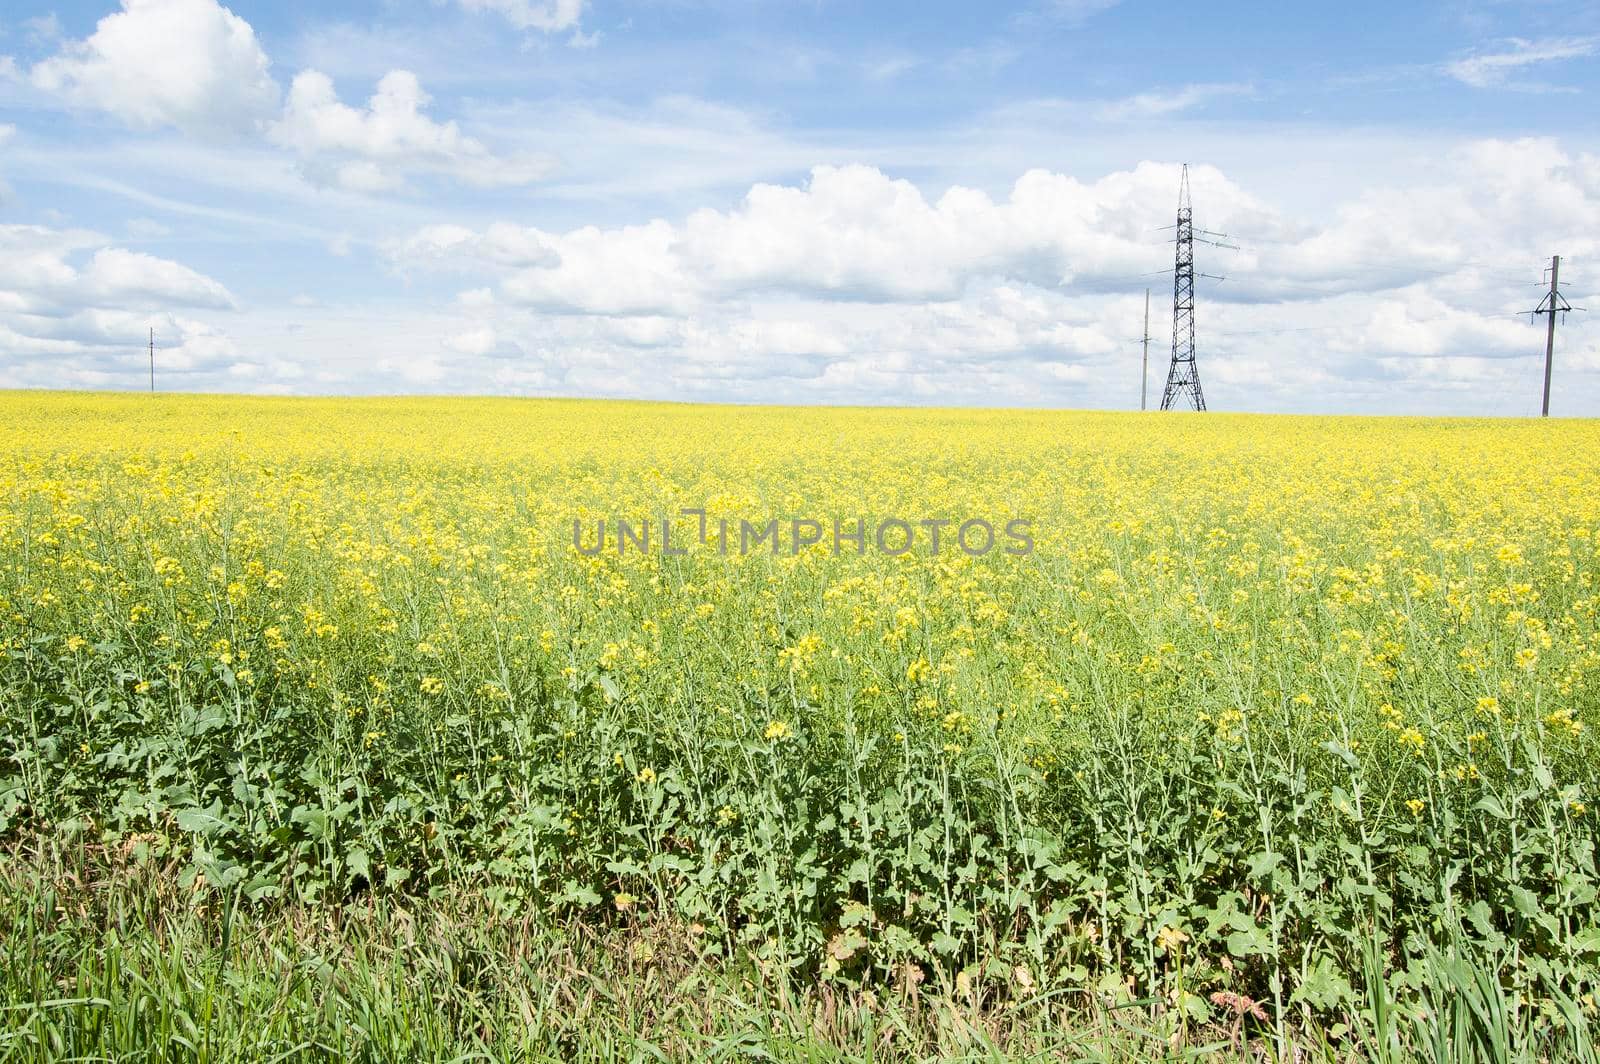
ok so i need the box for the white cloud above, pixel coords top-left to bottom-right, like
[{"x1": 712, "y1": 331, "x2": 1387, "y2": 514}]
[
  {"x1": 23, "y1": 3, "x2": 541, "y2": 193},
  {"x1": 29, "y1": 0, "x2": 279, "y2": 136},
  {"x1": 0, "y1": 225, "x2": 236, "y2": 312},
  {"x1": 0, "y1": 226, "x2": 88, "y2": 307},
  {"x1": 270, "y1": 69, "x2": 548, "y2": 190},
  {"x1": 864, "y1": 55, "x2": 918, "y2": 82},
  {"x1": 455, "y1": 0, "x2": 585, "y2": 32},
  {"x1": 359, "y1": 143, "x2": 1600, "y2": 412},
  {"x1": 391, "y1": 223, "x2": 558, "y2": 269},
  {"x1": 392, "y1": 162, "x2": 1240, "y2": 312},
  {"x1": 1445, "y1": 36, "x2": 1598, "y2": 90},
  {"x1": 82, "y1": 248, "x2": 236, "y2": 309},
  {"x1": 504, "y1": 219, "x2": 691, "y2": 315},
  {"x1": 1017, "y1": 0, "x2": 1124, "y2": 27},
  {"x1": 0, "y1": 224, "x2": 247, "y2": 389},
  {"x1": 445, "y1": 326, "x2": 525, "y2": 359},
  {"x1": 1096, "y1": 82, "x2": 1254, "y2": 121},
  {"x1": 0, "y1": 125, "x2": 12, "y2": 201},
  {"x1": 126, "y1": 218, "x2": 174, "y2": 239},
  {"x1": 23, "y1": 14, "x2": 63, "y2": 46}
]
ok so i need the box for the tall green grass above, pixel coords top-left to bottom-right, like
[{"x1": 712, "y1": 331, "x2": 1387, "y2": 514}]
[{"x1": 3, "y1": 845, "x2": 1597, "y2": 1061}]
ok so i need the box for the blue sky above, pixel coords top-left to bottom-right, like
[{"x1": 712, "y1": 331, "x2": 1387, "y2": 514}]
[{"x1": 1, "y1": 0, "x2": 1597, "y2": 413}]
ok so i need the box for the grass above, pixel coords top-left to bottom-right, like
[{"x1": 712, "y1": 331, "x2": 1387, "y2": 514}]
[
  {"x1": 0, "y1": 843, "x2": 1254, "y2": 1062},
  {"x1": 4, "y1": 845, "x2": 1595, "y2": 1061}
]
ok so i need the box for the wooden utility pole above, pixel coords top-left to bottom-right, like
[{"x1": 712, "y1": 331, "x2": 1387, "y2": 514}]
[
  {"x1": 149, "y1": 327, "x2": 155, "y2": 393},
  {"x1": 1141, "y1": 288, "x2": 1150, "y2": 411}
]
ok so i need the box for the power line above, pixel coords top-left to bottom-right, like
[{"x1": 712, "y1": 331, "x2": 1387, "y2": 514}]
[
  {"x1": 1205, "y1": 310, "x2": 1530, "y2": 341},
  {"x1": 1206, "y1": 275, "x2": 1527, "y2": 301},
  {"x1": 1217, "y1": 231, "x2": 1542, "y2": 282},
  {"x1": 1119, "y1": 309, "x2": 1532, "y2": 346}
]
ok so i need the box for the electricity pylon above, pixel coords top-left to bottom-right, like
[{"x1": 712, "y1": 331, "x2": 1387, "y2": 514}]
[{"x1": 1161, "y1": 165, "x2": 1203, "y2": 410}]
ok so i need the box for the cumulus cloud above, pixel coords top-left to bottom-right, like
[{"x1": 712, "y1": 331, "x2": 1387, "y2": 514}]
[
  {"x1": 455, "y1": 0, "x2": 585, "y2": 32},
  {"x1": 503, "y1": 220, "x2": 694, "y2": 315},
  {"x1": 366, "y1": 144, "x2": 1600, "y2": 412},
  {"x1": 390, "y1": 162, "x2": 1244, "y2": 313},
  {"x1": 28, "y1": 0, "x2": 279, "y2": 136},
  {"x1": 81, "y1": 248, "x2": 236, "y2": 310},
  {"x1": 270, "y1": 69, "x2": 548, "y2": 190},
  {"x1": 0, "y1": 225, "x2": 238, "y2": 312},
  {"x1": 0, "y1": 224, "x2": 246, "y2": 389},
  {"x1": 1445, "y1": 36, "x2": 1598, "y2": 90},
  {"x1": 0, "y1": 227, "x2": 234, "y2": 313},
  {"x1": 25, "y1": 2, "x2": 541, "y2": 192}
]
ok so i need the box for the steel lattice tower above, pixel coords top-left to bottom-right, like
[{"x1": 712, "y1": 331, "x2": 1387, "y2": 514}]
[{"x1": 1160, "y1": 165, "x2": 1206, "y2": 411}]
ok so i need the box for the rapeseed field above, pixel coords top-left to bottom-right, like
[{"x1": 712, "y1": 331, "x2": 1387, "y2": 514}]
[{"x1": 2, "y1": 392, "x2": 1598, "y2": 1060}]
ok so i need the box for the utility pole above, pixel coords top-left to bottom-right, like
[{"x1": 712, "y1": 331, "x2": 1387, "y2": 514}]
[
  {"x1": 1141, "y1": 288, "x2": 1150, "y2": 410},
  {"x1": 149, "y1": 327, "x2": 155, "y2": 393},
  {"x1": 1543, "y1": 257, "x2": 1558, "y2": 417},
  {"x1": 1533, "y1": 255, "x2": 1571, "y2": 417}
]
